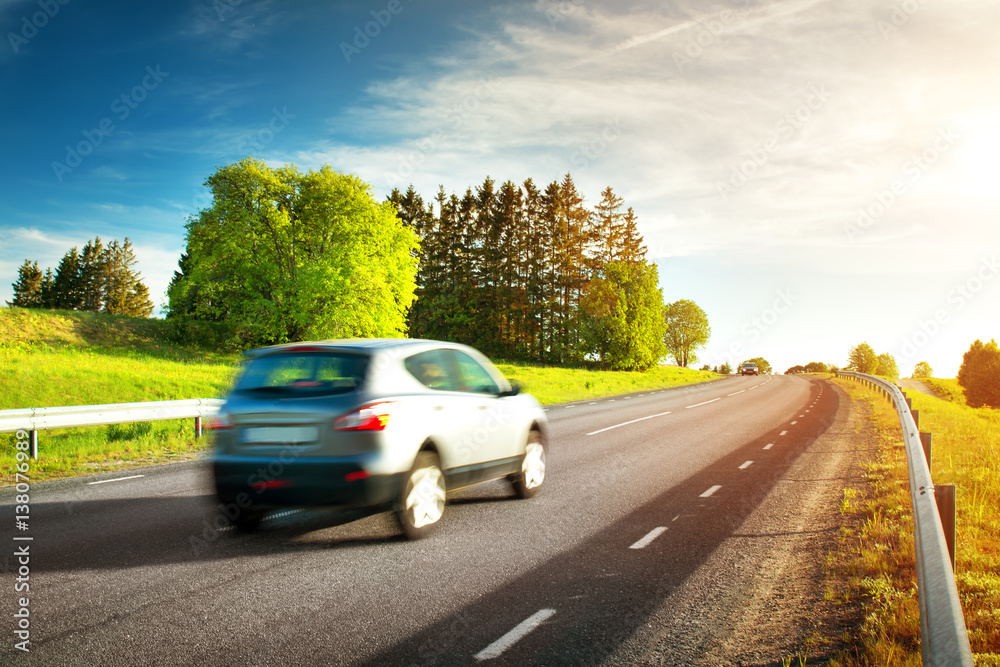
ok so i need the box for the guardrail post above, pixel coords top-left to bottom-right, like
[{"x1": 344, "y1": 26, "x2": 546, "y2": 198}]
[
  {"x1": 912, "y1": 409, "x2": 920, "y2": 429},
  {"x1": 920, "y1": 432, "x2": 932, "y2": 472},
  {"x1": 935, "y1": 485, "x2": 957, "y2": 570},
  {"x1": 906, "y1": 397, "x2": 913, "y2": 410},
  {"x1": 195, "y1": 416, "x2": 202, "y2": 439},
  {"x1": 29, "y1": 429, "x2": 38, "y2": 461}
]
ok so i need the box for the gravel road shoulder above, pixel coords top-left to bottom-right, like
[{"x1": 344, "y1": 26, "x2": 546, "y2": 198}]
[{"x1": 605, "y1": 378, "x2": 870, "y2": 666}]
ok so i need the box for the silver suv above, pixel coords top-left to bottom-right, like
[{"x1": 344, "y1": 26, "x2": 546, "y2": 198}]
[{"x1": 211, "y1": 339, "x2": 548, "y2": 539}]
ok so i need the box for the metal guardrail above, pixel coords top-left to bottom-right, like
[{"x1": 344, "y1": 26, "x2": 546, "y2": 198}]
[
  {"x1": 837, "y1": 371, "x2": 973, "y2": 666},
  {"x1": 0, "y1": 398, "x2": 223, "y2": 460}
]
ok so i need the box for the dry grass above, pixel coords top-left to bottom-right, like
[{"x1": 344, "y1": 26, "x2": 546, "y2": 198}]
[{"x1": 827, "y1": 376, "x2": 999, "y2": 665}]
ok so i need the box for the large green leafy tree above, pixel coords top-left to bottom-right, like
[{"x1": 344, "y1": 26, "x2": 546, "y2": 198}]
[
  {"x1": 848, "y1": 342, "x2": 878, "y2": 373},
  {"x1": 663, "y1": 299, "x2": 710, "y2": 367},
  {"x1": 876, "y1": 352, "x2": 899, "y2": 379},
  {"x1": 169, "y1": 158, "x2": 419, "y2": 347},
  {"x1": 957, "y1": 339, "x2": 1000, "y2": 408},
  {"x1": 581, "y1": 261, "x2": 666, "y2": 370},
  {"x1": 912, "y1": 361, "x2": 933, "y2": 379}
]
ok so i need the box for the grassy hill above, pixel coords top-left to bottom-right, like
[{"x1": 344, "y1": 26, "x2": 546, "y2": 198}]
[
  {"x1": 0, "y1": 308, "x2": 239, "y2": 479},
  {"x1": 1, "y1": 308, "x2": 721, "y2": 481}
]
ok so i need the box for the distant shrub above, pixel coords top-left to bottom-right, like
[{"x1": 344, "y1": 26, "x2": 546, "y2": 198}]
[{"x1": 957, "y1": 339, "x2": 1000, "y2": 408}]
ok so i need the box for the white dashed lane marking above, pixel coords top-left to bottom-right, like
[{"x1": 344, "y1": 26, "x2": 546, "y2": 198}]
[
  {"x1": 87, "y1": 475, "x2": 144, "y2": 485},
  {"x1": 738, "y1": 461, "x2": 754, "y2": 470},
  {"x1": 586, "y1": 411, "x2": 673, "y2": 436},
  {"x1": 629, "y1": 527, "x2": 667, "y2": 550},
  {"x1": 700, "y1": 485, "x2": 722, "y2": 498},
  {"x1": 475, "y1": 609, "x2": 557, "y2": 661}
]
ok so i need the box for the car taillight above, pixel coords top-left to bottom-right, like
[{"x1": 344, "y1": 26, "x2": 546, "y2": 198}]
[
  {"x1": 334, "y1": 402, "x2": 393, "y2": 431},
  {"x1": 207, "y1": 411, "x2": 234, "y2": 431}
]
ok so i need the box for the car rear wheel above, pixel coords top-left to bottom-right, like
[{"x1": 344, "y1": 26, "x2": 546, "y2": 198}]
[
  {"x1": 396, "y1": 451, "x2": 446, "y2": 540},
  {"x1": 512, "y1": 431, "x2": 545, "y2": 499},
  {"x1": 231, "y1": 509, "x2": 264, "y2": 533}
]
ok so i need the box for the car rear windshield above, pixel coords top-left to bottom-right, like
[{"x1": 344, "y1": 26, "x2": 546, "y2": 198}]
[{"x1": 233, "y1": 350, "x2": 369, "y2": 396}]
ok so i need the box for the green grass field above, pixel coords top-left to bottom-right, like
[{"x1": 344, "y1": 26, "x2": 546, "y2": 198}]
[
  {"x1": 919, "y1": 377, "x2": 967, "y2": 405},
  {"x1": 829, "y1": 376, "x2": 999, "y2": 665},
  {"x1": 1, "y1": 308, "x2": 721, "y2": 481},
  {"x1": 495, "y1": 361, "x2": 719, "y2": 405}
]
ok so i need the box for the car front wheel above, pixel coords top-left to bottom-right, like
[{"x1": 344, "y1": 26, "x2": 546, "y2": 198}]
[
  {"x1": 513, "y1": 431, "x2": 546, "y2": 499},
  {"x1": 396, "y1": 451, "x2": 446, "y2": 540}
]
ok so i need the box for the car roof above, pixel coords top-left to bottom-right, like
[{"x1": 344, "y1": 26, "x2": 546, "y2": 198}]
[{"x1": 243, "y1": 338, "x2": 465, "y2": 358}]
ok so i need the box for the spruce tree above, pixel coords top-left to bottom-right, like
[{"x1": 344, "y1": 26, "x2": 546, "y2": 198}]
[
  {"x1": 8, "y1": 260, "x2": 43, "y2": 307},
  {"x1": 52, "y1": 247, "x2": 83, "y2": 309}
]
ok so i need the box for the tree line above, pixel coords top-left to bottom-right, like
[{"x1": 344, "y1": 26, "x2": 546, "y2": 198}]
[
  {"x1": 7, "y1": 237, "x2": 154, "y2": 317},
  {"x1": 7, "y1": 159, "x2": 714, "y2": 372},
  {"x1": 388, "y1": 175, "x2": 701, "y2": 370},
  {"x1": 848, "y1": 341, "x2": 998, "y2": 408}
]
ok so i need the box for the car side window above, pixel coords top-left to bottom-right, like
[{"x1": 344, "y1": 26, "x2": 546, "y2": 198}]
[
  {"x1": 404, "y1": 350, "x2": 459, "y2": 391},
  {"x1": 448, "y1": 350, "x2": 501, "y2": 395}
]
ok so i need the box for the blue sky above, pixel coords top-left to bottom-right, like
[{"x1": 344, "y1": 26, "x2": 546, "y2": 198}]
[{"x1": 2, "y1": 0, "x2": 998, "y2": 376}]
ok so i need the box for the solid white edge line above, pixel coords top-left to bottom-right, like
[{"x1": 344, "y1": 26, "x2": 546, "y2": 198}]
[
  {"x1": 699, "y1": 485, "x2": 722, "y2": 498},
  {"x1": 748, "y1": 385, "x2": 759, "y2": 390},
  {"x1": 86, "y1": 474, "x2": 145, "y2": 485},
  {"x1": 586, "y1": 411, "x2": 673, "y2": 436},
  {"x1": 629, "y1": 526, "x2": 667, "y2": 549},
  {"x1": 475, "y1": 609, "x2": 557, "y2": 661},
  {"x1": 738, "y1": 460, "x2": 753, "y2": 470},
  {"x1": 727, "y1": 390, "x2": 745, "y2": 396},
  {"x1": 685, "y1": 397, "x2": 721, "y2": 409}
]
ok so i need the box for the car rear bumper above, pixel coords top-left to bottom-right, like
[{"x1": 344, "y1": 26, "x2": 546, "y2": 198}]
[{"x1": 212, "y1": 454, "x2": 405, "y2": 509}]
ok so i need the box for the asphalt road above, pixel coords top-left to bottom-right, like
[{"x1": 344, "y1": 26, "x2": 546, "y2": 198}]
[{"x1": 2, "y1": 374, "x2": 840, "y2": 666}]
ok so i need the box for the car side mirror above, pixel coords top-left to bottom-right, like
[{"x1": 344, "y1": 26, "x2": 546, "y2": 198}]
[{"x1": 499, "y1": 381, "x2": 522, "y2": 397}]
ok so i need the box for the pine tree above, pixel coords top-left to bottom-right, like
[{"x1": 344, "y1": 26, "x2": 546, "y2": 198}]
[
  {"x1": 619, "y1": 207, "x2": 647, "y2": 264},
  {"x1": 521, "y1": 178, "x2": 546, "y2": 360},
  {"x1": 39, "y1": 268, "x2": 56, "y2": 308},
  {"x1": 8, "y1": 260, "x2": 43, "y2": 307},
  {"x1": 52, "y1": 247, "x2": 83, "y2": 309},
  {"x1": 79, "y1": 237, "x2": 106, "y2": 312},
  {"x1": 592, "y1": 186, "x2": 625, "y2": 267},
  {"x1": 106, "y1": 238, "x2": 153, "y2": 317}
]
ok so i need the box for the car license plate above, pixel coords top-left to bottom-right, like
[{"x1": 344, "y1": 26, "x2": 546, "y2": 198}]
[{"x1": 240, "y1": 426, "x2": 319, "y2": 445}]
